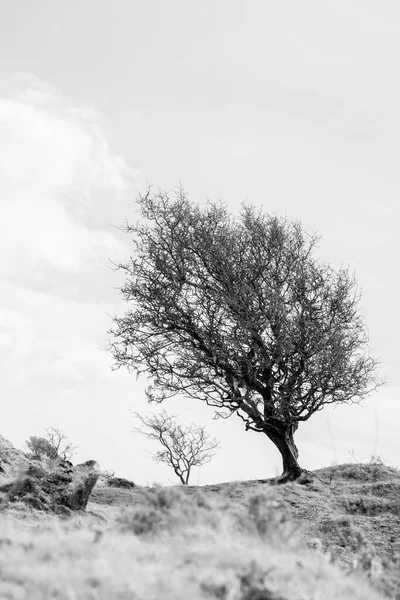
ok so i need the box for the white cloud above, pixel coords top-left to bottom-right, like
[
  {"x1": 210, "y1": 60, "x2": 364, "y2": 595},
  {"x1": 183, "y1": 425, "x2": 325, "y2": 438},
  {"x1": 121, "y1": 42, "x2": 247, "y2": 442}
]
[
  {"x1": 0, "y1": 75, "x2": 142, "y2": 476},
  {"x1": 0, "y1": 281, "x2": 116, "y2": 383},
  {"x1": 0, "y1": 73, "x2": 135, "y2": 281},
  {"x1": 1, "y1": 72, "x2": 62, "y2": 107}
]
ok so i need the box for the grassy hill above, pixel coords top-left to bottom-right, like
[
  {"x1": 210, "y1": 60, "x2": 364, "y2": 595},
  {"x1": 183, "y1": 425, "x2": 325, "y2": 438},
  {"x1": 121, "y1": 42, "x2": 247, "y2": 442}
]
[{"x1": 1, "y1": 460, "x2": 399, "y2": 599}]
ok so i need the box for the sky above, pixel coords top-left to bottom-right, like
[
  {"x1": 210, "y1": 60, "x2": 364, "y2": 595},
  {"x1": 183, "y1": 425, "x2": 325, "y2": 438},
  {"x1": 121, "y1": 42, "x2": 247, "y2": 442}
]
[{"x1": 1, "y1": 1, "x2": 399, "y2": 485}]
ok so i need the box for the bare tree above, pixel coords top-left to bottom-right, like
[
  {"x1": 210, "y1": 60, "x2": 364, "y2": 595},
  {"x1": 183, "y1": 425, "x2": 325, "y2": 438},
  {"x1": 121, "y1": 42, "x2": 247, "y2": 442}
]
[
  {"x1": 26, "y1": 427, "x2": 76, "y2": 461},
  {"x1": 108, "y1": 187, "x2": 382, "y2": 482},
  {"x1": 132, "y1": 410, "x2": 220, "y2": 485}
]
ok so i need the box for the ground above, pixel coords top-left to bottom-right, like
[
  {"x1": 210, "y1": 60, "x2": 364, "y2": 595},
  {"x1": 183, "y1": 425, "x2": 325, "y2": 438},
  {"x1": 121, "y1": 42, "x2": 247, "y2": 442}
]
[{"x1": 0, "y1": 460, "x2": 399, "y2": 599}]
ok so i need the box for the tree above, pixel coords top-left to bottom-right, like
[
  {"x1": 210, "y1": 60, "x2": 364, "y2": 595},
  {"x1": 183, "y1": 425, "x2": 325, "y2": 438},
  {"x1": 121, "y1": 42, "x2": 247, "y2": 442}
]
[
  {"x1": 132, "y1": 410, "x2": 220, "y2": 484},
  {"x1": 25, "y1": 427, "x2": 76, "y2": 461},
  {"x1": 108, "y1": 187, "x2": 382, "y2": 482},
  {"x1": 25, "y1": 436, "x2": 58, "y2": 460}
]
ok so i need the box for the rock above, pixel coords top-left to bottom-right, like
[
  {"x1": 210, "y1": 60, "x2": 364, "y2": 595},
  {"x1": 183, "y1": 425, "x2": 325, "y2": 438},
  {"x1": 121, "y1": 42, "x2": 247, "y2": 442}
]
[
  {"x1": 62, "y1": 460, "x2": 100, "y2": 510},
  {"x1": 25, "y1": 464, "x2": 48, "y2": 479},
  {"x1": 22, "y1": 495, "x2": 48, "y2": 511},
  {"x1": 0, "y1": 434, "x2": 30, "y2": 480},
  {"x1": 0, "y1": 434, "x2": 100, "y2": 512}
]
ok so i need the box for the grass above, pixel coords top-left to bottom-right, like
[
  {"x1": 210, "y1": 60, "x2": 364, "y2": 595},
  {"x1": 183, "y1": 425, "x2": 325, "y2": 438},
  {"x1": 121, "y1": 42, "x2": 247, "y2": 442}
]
[{"x1": 1, "y1": 459, "x2": 400, "y2": 599}]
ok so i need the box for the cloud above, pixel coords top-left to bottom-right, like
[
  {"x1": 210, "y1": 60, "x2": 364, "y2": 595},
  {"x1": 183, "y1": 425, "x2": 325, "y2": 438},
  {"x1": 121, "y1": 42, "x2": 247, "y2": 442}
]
[
  {"x1": 0, "y1": 280, "x2": 121, "y2": 394},
  {"x1": 0, "y1": 74, "x2": 140, "y2": 463},
  {"x1": 0, "y1": 73, "x2": 135, "y2": 282}
]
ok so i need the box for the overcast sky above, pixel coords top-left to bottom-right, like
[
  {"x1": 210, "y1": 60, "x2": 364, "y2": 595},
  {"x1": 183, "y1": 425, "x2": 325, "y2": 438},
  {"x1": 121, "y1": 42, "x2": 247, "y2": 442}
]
[{"x1": 1, "y1": 1, "x2": 399, "y2": 485}]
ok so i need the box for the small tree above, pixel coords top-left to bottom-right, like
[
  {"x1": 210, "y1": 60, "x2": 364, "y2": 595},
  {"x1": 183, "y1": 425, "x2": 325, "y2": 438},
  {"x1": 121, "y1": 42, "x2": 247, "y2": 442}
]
[
  {"x1": 25, "y1": 436, "x2": 58, "y2": 460},
  {"x1": 109, "y1": 188, "x2": 382, "y2": 482},
  {"x1": 133, "y1": 410, "x2": 220, "y2": 484},
  {"x1": 25, "y1": 427, "x2": 76, "y2": 461}
]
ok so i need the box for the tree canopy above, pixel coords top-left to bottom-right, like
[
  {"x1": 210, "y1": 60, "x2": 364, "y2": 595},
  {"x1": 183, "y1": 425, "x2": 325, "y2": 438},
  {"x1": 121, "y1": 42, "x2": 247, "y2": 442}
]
[{"x1": 109, "y1": 187, "x2": 381, "y2": 481}]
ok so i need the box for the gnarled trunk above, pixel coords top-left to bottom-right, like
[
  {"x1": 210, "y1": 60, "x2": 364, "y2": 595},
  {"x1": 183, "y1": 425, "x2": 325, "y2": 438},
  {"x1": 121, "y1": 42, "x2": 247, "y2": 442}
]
[{"x1": 263, "y1": 421, "x2": 303, "y2": 483}]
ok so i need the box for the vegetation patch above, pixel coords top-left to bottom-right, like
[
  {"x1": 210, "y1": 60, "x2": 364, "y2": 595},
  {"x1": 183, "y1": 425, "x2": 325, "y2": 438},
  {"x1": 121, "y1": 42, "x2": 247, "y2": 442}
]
[
  {"x1": 343, "y1": 495, "x2": 400, "y2": 517},
  {"x1": 106, "y1": 477, "x2": 135, "y2": 489}
]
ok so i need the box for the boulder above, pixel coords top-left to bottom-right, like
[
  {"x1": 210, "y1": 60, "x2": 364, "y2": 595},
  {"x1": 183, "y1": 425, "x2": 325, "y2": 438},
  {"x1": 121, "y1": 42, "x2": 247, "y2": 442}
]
[
  {"x1": 0, "y1": 433, "x2": 30, "y2": 479},
  {"x1": 0, "y1": 434, "x2": 100, "y2": 512},
  {"x1": 62, "y1": 460, "x2": 100, "y2": 510}
]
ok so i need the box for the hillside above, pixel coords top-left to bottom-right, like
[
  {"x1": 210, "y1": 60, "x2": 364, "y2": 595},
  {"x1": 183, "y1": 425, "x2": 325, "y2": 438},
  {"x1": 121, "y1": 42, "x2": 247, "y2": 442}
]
[{"x1": 1, "y1": 455, "x2": 399, "y2": 599}]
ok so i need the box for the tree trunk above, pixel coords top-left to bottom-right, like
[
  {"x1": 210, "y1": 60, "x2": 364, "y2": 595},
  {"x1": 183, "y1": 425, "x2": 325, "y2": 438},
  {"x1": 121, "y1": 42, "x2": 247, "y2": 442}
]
[
  {"x1": 184, "y1": 467, "x2": 191, "y2": 485},
  {"x1": 263, "y1": 421, "x2": 304, "y2": 483}
]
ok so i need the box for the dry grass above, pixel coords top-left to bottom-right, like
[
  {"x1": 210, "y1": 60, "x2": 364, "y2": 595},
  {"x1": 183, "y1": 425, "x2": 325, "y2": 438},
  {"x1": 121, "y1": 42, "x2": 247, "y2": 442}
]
[{"x1": 1, "y1": 459, "x2": 399, "y2": 599}]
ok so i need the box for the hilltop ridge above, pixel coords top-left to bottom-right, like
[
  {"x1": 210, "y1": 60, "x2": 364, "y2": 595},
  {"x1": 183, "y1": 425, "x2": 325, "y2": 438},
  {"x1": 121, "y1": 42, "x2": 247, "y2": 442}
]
[
  {"x1": 1, "y1": 432, "x2": 399, "y2": 599},
  {"x1": 91, "y1": 459, "x2": 400, "y2": 567}
]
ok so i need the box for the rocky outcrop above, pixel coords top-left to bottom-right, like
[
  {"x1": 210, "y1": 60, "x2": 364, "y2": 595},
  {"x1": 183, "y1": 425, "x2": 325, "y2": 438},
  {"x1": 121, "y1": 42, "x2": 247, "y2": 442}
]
[{"x1": 0, "y1": 434, "x2": 100, "y2": 512}]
